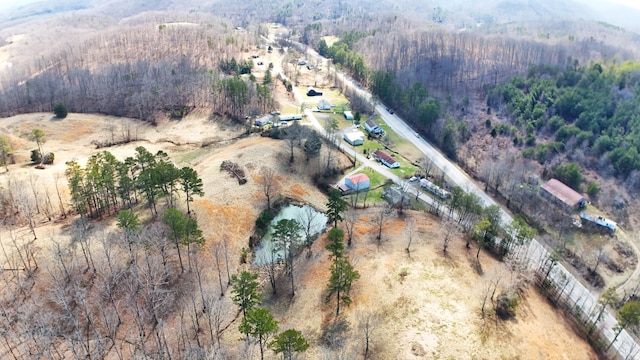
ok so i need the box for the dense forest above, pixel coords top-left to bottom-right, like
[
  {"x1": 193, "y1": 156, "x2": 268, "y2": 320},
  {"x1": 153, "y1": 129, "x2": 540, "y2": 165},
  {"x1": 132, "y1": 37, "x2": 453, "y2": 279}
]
[
  {"x1": 487, "y1": 61, "x2": 640, "y2": 186},
  {"x1": 0, "y1": 15, "x2": 276, "y2": 123}
]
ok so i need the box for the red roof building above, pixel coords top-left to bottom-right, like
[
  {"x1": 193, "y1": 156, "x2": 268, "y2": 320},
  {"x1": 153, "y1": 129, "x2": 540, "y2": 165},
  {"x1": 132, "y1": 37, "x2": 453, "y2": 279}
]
[
  {"x1": 540, "y1": 178, "x2": 586, "y2": 211},
  {"x1": 345, "y1": 174, "x2": 370, "y2": 191},
  {"x1": 372, "y1": 150, "x2": 400, "y2": 168}
]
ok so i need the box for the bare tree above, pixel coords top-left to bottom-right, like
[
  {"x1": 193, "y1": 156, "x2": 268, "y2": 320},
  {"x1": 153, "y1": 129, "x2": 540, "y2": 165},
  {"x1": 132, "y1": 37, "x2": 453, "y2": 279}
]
[
  {"x1": 357, "y1": 309, "x2": 381, "y2": 359},
  {"x1": 442, "y1": 219, "x2": 458, "y2": 254},
  {"x1": 343, "y1": 210, "x2": 358, "y2": 247},
  {"x1": 406, "y1": 218, "x2": 417, "y2": 255},
  {"x1": 592, "y1": 245, "x2": 606, "y2": 275},
  {"x1": 395, "y1": 181, "x2": 411, "y2": 214},
  {"x1": 258, "y1": 166, "x2": 279, "y2": 211},
  {"x1": 297, "y1": 205, "x2": 322, "y2": 253},
  {"x1": 375, "y1": 205, "x2": 392, "y2": 246}
]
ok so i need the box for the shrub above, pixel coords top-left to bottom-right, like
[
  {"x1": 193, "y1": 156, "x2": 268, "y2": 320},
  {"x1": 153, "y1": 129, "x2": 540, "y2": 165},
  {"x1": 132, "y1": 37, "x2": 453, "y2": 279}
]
[
  {"x1": 255, "y1": 210, "x2": 275, "y2": 234},
  {"x1": 42, "y1": 152, "x2": 55, "y2": 165},
  {"x1": 53, "y1": 103, "x2": 68, "y2": 119},
  {"x1": 30, "y1": 149, "x2": 41, "y2": 164},
  {"x1": 587, "y1": 181, "x2": 600, "y2": 197},
  {"x1": 496, "y1": 289, "x2": 520, "y2": 319}
]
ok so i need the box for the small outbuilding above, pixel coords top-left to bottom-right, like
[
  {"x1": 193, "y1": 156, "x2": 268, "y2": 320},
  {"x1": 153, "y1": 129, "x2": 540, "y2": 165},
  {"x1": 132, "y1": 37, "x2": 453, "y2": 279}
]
[
  {"x1": 343, "y1": 111, "x2": 354, "y2": 120},
  {"x1": 372, "y1": 150, "x2": 400, "y2": 168},
  {"x1": 539, "y1": 178, "x2": 586, "y2": 211},
  {"x1": 345, "y1": 174, "x2": 370, "y2": 191},
  {"x1": 306, "y1": 87, "x2": 323, "y2": 96},
  {"x1": 343, "y1": 131, "x2": 365, "y2": 146},
  {"x1": 255, "y1": 115, "x2": 272, "y2": 126},
  {"x1": 317, "y1": 99, "x2": 332, "y2": 111}
]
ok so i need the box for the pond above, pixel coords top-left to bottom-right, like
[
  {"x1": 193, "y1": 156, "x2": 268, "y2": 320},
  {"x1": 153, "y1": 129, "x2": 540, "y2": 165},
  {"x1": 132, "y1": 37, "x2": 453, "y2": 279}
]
[{"x1": 253, "y1": 204, "x2": 328, "y2": 265}]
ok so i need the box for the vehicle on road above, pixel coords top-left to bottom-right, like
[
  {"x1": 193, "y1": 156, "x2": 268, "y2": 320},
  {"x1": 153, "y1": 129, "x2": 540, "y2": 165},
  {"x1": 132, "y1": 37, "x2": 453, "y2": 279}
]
[{"x1": 414, "y1": 132, "x2": 420, "y2": 138}]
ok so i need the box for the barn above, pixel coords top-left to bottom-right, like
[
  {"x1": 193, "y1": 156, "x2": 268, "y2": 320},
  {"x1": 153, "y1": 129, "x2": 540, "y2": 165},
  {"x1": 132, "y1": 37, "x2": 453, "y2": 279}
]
[{"x1": 539, "y1": 178, "x2": 586, "y2": 211}]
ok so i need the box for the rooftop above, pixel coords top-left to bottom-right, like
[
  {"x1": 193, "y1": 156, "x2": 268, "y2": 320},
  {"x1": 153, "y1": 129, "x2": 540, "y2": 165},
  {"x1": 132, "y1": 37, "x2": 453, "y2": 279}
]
[
  {"x1": 373, "y1": 150, "x2": 398, "y2": 165},
  {"x1": 365, "y1": 119, "x2": 379, "y2": 127},
  {"x1": 541, "y1": 178, "x2": 585, "y2": 207},
  {"x1": 347, "y1": 173, "x2": 369, "y2": 184}
]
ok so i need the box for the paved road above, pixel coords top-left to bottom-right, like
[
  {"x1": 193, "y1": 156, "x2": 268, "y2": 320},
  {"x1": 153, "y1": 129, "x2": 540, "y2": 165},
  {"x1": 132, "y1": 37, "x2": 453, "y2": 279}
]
[{"x1": 286, "y1": 46, "x2": 640, "y2": 359}]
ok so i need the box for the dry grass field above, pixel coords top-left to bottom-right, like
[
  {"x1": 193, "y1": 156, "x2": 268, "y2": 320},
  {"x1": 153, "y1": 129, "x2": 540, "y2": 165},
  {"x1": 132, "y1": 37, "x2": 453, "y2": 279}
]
[{"x1": 0, "y1": 111, "x2": 597, "y2": 359}]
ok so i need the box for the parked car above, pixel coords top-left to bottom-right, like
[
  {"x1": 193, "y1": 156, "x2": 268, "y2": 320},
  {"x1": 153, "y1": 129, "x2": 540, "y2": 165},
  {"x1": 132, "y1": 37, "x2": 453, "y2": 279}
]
[{"x1": 409, "y1": 176, "x2": 419, "y2": 182}]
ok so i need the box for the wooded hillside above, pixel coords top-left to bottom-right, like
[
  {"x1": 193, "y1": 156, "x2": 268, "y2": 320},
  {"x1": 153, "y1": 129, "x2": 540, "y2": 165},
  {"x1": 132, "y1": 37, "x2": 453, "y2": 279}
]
[
  {"x1": 0, "y1": 14, "x2": 276, "y2": 123},
  {"x1": 488, "y1": 61, "x2": 640, "y2": 184}
]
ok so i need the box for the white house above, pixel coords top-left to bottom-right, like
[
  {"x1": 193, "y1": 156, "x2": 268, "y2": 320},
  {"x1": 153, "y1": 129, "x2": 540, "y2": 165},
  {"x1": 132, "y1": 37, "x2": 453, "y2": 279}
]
[
  {"x1": 372, "y1": 150, "x2": 399, "y2": 168},
  {"x1": 343, "y1": 111, "x2": 354, "y2": 120},
  {"x1": 343, "y1": 131, "x2": 365, "y2": 146}
]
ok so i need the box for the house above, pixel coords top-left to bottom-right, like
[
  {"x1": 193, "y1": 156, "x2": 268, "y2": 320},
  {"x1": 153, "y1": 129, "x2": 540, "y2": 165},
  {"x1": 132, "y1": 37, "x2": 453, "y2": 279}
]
[
  {"x1": 382, "y1": 186, "x2": 412, "y2": 207},
  {"x1": 306, "y1": 87, "x2": 323, "y2": 96},
  {"x1": 255, "y1": 115, "x2": 272, "y2": 127},
  {"x1": 372, "y1": 150, "x2": 400, "y2": 168},
  {"x1": 580, "y1": 213, "x2": 616, "y2": 233},
  {"x1": 539, "y1": 178, "x2": 586, "y2": 211},
  {"x1": 343, "y1": 111, "x2": 354, "y2": 120},
  {"x1": 364, "y1": 119, "x2": 384, "y2": 134},
  {"x1": 317, "y1": 99, "x2": 332, "y2": 111},
  {"x1": 343, "y1": 131, "x2": 365, "y2": 146},
  {"x1": 279, "y1": 114, "x2": 303, "y2": 121},
  {"x1": 345, "y1": 174, "x2": 370, "y2": 191}
]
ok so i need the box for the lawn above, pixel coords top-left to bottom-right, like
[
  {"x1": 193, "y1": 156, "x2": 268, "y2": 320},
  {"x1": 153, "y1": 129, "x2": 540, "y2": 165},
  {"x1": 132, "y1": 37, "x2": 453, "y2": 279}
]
[
  {"x1": 173, "y1": 146, "x2": 213, "y2": 166},
  {"x1": 296, "y1": 86, "x2": 350, "y2": 109},
  {"x1": 280, "y1": 102, "x2": 299, "y2": 115}
]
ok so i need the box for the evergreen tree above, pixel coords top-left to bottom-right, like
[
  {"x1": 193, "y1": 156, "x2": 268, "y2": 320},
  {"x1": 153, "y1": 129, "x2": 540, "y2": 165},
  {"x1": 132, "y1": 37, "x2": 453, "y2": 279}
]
[
  {"x1": 269, "y1": 329, "x2": 309, "y2": 360},
  {"x1": 326, "y1": 189, "x2": 347, "y2": 228},
  {"x1": 231, "y1": 271, "x2": 262, "y2": 319},
  {"x1": 179, "y1": 166, "x2": 204, "y2": 214},
  {"x1": 53, "y1": 103, "x2": 68, "y2": 118},
  {"x1": 326, "y1": 257, "x2": 360, "y2": 317},
  {"x1": 239, "y1": 308, "x2": 278, "y2": 360},
  {"x1": 0, "y1": 136, "x2": 12, "y2": 171}
]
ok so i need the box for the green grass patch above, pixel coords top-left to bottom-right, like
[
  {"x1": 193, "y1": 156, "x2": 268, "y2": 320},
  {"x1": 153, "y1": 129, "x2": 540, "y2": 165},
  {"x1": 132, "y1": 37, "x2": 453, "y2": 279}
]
[
  {"x1": 296, "y1": 86, "x2": 349, "y2": 108},
  {"x1": 361, "y1": 166, "x2": 391, "y2": 188},
  {"x1": 173, "y1": 147, "x2": 213, "y2": 166},
  {"x1": 377, "y1": 121, "x2": 424, "y2": 163}
]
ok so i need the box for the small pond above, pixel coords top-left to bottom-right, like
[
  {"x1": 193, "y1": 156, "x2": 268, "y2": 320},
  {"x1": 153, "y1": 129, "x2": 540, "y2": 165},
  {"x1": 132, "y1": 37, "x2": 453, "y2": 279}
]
[{"x1": 253, "y1": 204, "x2": 328, "y2": 265}]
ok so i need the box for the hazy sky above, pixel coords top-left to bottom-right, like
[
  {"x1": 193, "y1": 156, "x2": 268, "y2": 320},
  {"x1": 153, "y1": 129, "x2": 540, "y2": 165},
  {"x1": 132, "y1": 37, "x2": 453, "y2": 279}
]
[
  {"x1": 1, "y1": 0, "x2": 640, "y2": 15},
  {"x1": 611, "y1": 0, "x2": 640, "y2": 9}
]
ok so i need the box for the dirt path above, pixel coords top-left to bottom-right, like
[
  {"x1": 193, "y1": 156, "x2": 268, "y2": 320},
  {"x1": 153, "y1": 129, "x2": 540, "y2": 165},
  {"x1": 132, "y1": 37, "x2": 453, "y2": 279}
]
[{"x1": 617, "y1": 229, "x2": 640, "y2": 293}]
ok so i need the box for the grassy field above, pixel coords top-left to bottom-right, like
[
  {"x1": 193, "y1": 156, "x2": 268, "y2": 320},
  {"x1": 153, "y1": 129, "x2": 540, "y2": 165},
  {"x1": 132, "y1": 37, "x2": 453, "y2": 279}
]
[{"x1": 280, "y1": 102, "x2": 300, "y2": 115}]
